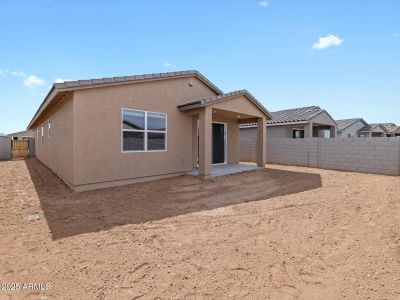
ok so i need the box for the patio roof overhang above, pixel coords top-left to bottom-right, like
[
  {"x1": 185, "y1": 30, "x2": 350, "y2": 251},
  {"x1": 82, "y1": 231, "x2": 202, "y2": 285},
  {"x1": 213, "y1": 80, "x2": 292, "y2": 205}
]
[{"x1": 177, "y1": 90, "x2": 272, "y2": 120}]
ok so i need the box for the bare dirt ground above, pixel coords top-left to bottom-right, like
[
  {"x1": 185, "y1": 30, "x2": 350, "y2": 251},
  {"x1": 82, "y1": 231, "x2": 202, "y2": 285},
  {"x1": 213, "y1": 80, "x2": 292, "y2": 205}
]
[{"x1": 0, "y1": 158, "x2": 399, "y2": 300}]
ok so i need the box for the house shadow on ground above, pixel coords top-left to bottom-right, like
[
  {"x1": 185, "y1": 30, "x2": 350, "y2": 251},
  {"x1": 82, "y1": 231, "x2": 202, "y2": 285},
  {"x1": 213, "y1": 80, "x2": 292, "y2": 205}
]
[{"x1": 25, "y1": 158, "x2": 322, "y2": 240}]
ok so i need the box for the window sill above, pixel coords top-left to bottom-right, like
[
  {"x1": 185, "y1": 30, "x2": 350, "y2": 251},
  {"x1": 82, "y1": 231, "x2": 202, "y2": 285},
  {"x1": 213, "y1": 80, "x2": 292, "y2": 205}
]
[{"x1": 122, "y1": 150, "x2": 167, "y2": 153}]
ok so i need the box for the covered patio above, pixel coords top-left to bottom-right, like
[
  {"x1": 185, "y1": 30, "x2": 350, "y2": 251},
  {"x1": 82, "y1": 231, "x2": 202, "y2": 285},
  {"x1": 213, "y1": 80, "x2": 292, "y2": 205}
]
[{"x1": 178, "y1": 90, "x2": 271, "y2": 178}]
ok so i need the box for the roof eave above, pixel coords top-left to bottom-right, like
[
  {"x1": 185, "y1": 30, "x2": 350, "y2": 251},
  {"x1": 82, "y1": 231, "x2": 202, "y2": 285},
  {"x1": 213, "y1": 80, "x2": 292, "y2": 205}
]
[
  {"x1": 27, "y1": 85, "x2": 58, "y2": 130},
  {"x1": 178, "y1": 91, "x2": 272, "y2": 119},
  {"x1": 27, "y1": 70, "x2": 224, "y2": 130},
  {"x1": 267, "y1": 121, "x2": 309, "y2": 126}
]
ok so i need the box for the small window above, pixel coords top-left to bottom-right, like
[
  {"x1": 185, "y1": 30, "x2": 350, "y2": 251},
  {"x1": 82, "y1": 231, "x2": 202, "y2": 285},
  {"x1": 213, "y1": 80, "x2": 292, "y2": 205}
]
[
  {"x1": 41, "y1": 124, "x2": 44, "y2": 147},
  {"x1": 293, "y1": 129, "x2": 304, "y2": 139},
  {"x1": 48, "y1": 120, "x2": 51, "y2": 137},
  {"x1": 122, "y1": 109, "x2": 167, "y2": 152},
  {"x1": 321, "y1": 129, "x2": 331, "y2": 138},
  {"x1": 347, "y1": 134, "x2": 351, "y2": 138}
]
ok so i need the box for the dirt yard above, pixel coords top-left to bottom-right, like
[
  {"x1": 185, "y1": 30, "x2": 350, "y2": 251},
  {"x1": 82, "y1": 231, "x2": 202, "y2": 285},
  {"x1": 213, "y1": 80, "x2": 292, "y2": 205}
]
[{"x1": 0, "y1": 159, "x2": 399, "y2": 299}]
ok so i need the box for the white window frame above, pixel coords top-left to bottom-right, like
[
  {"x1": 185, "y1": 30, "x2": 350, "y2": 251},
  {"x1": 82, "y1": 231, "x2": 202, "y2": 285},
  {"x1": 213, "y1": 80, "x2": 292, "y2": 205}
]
[
  {"x1": 41, "y1": 124, "x2": 44, "y2": 147},
  {"x1": 292, "y1": 128, "x2": 305, "y2": 139},
  {"x1": 48, "y1": 120, "x2": 51, "y2": 137},
  {"x1": 320, "y1": 129, "x2": 331, "y2": 139},
  {"x1": 121, "y1": 108, "x2": 168, "y2": 153}
]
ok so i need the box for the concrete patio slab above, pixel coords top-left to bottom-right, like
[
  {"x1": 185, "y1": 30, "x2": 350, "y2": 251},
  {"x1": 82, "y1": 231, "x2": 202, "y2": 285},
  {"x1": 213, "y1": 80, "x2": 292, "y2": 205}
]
[{"x1": 188, "y1": 163, "x2": 261, "y2": 177}]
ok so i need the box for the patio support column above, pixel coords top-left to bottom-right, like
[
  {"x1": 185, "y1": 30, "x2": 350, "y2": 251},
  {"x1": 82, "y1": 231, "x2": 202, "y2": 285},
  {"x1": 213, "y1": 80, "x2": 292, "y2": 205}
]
[
  {"x1": 198, "y1": 106, "x2": 212, "y2": 177},
  {"x1": 330, "y1": 126, "x2": 336, "y2": 138},
  {"x1": 305, "y1": 122, "x2": 313, "y2": 138},
  {"x1": 192, "y1": 115, "x2": 198, "y2": 169},
  {"x1": 256, "y1": 117, "x2": 266, "y2": 167}
]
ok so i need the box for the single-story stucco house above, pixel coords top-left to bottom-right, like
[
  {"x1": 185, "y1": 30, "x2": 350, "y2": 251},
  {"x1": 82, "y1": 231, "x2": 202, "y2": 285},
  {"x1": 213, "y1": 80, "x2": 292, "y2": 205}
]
[
  {"x1": 357, "y1": 123, "x2": 389, "y2": 137},
  {"x1": 240, "y1": 106, "x2": 337, "y2": 140},
  {"x1": 27, "y1": 70, "x2": 271, "y2": 192},
  {"x1": 8, "y1": 130, "x2": 35, "y2": 141},
  {"x1": 392, "y1": 126, "x2": 400, "y2": 137},
  {"x1": 335, "y1": 118, "x2": 368, "y2": 138},
  {"x1": 381, "y1": 123, "x2": 400, "y2": 137}
]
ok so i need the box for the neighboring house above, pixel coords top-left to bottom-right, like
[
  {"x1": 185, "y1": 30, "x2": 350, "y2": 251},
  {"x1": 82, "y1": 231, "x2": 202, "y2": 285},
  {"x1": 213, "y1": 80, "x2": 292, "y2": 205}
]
[
  {"x1": 393, "y1": 126, "x2": 400, "y2": 137},
  {"x1": 8, "y1": 130, "x2": 35, "y2": 141},
  {"x1": 357, "y1": 123, "x2": 389, "y2": 137},
  {"x1": 336, "y1": 118, "x2": 368, "y2": 138},
  {"x1": 0, "y1": 133, "x2": 11, "y2": 160},
  {"x1": 27, "y1": 70, "x2": 271, "y2": 192},
  {"x1": 240, "y1": 106, "x2": 337, "y2": 140},
  {"x1": 381, "y1": 123, "x2": 400, "y2": 137}
]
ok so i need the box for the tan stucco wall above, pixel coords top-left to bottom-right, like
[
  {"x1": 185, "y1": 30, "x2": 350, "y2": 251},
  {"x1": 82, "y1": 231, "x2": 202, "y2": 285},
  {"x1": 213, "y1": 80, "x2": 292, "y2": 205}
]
[
  {"x1": 277, "y1": 125, "x2": 307, "y2": 138},
  {"x1": 311, "y1": 111, "x2": 336, "y2": 127},
  {"x1": 34, "y1": 94, "x2": 74, "y2": 186},
  {"x1": 241, "y1": 125, "x2": 305, "y2": 140},
  {"x1": 211, "y1": 96, "x2": 265, "y2": 118},
  {"x1": 72, "y1": 76, "x2": 218, "y2": 188}
]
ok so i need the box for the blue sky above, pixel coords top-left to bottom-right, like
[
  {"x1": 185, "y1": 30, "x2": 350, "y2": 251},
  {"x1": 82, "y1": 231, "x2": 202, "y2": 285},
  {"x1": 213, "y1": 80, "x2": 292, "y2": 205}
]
[{"x1": 0, "y1": 0, "x2": 399, "y2": 134}]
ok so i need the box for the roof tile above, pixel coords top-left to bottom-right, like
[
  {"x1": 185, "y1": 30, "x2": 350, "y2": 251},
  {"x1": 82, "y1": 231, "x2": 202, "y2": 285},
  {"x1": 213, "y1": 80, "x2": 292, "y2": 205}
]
[
  {"x1": 240, "y1": 106, "x2": 332, "y2": 128},
  {"x1": 335, "y1": 118, "x2": 362, "y2": 131}
]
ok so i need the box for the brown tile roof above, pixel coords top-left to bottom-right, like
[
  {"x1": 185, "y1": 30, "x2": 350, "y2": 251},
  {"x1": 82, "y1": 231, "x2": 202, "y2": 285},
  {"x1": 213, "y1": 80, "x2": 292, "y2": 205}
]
[
  {"x1": 268, "y1": 106, "x2": 325, "y2": 124},
  {"x1": 240, "y1": 105, "x2": 335, "y2": 128},
  {"x1": 358, "y1": 123, "x2": 390, "y2": 133},
  {"x1": 177, "y1": 90, "x2": 272, "y2": 119},
  {"x1": 53, "y1": 70, "x2": 223, "y2": 95},
  {"x1": 381, "y1": 123, "x2": 398, "y2": 133},
  {"x1": 335, "y1": 118, "x2": 367, "y2": 131}
]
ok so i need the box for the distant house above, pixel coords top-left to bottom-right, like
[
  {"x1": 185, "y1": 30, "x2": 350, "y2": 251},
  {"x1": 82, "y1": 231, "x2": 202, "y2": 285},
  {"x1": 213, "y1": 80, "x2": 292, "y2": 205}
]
[
  {"x1": 381, "y1": 123, "x2": 400, "y2": 137},
  {"x1": 0, "y1": 133, "x2": 11, "y2": 160},
  {"x1": 395, "y1": 128, "x2": 400, "y2": 136},
  {"x1": 8, "y1": 130, "x2": 35, "y2": 141},
  {"x1": 393, "y1": 126, "x2": 400, "y2": 137},
  {"x1": 241, "y1": 106, "x2": 337, "y2": 140},
  {"x1": 336, "y1": 118, "x2": 368, "y2": 138},
  {"x1": 357, "y1": 123, "x2": 389, "y2": 137}
]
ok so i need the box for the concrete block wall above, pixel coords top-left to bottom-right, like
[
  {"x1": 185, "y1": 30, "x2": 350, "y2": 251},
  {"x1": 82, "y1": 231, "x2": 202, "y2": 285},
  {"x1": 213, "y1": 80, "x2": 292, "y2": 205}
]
[
  {"x1": 239, "y1": 138, "x2": 257, "y2": 162},
  {"x1": 240, "y1": 137, "x2": 400, "y2": 176}
]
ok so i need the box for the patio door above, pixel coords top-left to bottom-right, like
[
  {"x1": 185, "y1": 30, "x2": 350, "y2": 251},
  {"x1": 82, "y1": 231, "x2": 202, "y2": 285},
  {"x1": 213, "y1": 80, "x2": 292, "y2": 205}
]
[{"x1": 212, "y1": 122, "x2": 226, "y2": 164}]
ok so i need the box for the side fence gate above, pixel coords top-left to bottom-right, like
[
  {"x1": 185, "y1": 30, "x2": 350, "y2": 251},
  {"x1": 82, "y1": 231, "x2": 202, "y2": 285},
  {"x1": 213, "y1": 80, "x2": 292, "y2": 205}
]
[{"x1": 11, "y1": 140, "x2": 29, "y2": 159}]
